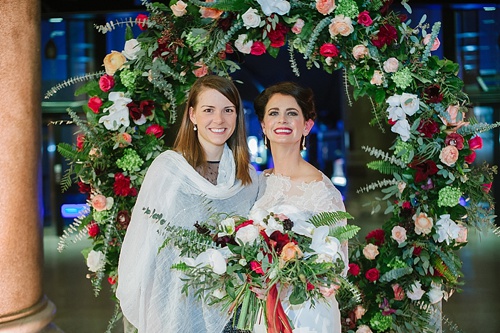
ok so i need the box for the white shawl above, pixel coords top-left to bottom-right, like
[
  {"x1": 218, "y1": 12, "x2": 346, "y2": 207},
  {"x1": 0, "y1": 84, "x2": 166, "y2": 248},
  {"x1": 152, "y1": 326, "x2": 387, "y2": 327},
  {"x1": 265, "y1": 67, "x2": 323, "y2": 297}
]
[{"x1": 117, "y1": 144, "x2": 259, "y2": 333}]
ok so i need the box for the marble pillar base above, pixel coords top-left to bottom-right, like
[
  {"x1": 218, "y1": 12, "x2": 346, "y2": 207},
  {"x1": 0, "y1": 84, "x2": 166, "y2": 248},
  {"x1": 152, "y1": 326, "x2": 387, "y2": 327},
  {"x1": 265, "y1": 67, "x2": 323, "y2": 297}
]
[{"x1": 0, "y1": 296, "x2": 57, "y2": 333}]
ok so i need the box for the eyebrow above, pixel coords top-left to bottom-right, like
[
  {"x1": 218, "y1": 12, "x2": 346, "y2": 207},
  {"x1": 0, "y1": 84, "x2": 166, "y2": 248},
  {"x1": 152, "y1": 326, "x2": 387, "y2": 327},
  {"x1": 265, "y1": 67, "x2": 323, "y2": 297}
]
[
  {"x1": 199, "y1": 105, "x2": 236, "y2": 109},
  {"x1": 267, "y1": 107, "x2": 299, "y2": 112}
]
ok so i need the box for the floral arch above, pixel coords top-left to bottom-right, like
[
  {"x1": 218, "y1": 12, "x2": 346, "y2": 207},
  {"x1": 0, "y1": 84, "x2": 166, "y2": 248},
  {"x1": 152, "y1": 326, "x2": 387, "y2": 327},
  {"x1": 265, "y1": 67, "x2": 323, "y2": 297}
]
[{"x1": 50, "y1": 0, "x2": 499, "y2": 332}]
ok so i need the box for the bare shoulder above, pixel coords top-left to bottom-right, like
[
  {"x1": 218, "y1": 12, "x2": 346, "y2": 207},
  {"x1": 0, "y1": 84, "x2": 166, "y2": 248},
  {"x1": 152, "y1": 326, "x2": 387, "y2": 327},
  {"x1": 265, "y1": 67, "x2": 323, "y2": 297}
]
[{"x1": 297, "y1": 162, "x2": 323, "y2": 183}]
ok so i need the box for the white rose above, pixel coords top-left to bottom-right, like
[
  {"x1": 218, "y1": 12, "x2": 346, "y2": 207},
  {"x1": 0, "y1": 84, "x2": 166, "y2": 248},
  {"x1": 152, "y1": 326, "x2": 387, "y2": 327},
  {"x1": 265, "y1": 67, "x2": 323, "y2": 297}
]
[
  {"x1": 235, "y1": 224, "x2": 260, "y2": 245},
  {"x1": 87, "y1": 250, "x2": 106, "y2": 272},
  {"x1": 400, "y1": 93, "x2": 420, "y2": 116},
  {"x1": 256, "y1": 0, "x2": 290, "y2": 16},
  {"x1": 386, "y1": 94, "x2": 402, "y2": 107},
  {"x1": 407, "y1": 281, "x2": 425, "y2": 301},
  {"x1": 241, "y1": 8, "x2": 261, "y2": 29},
  {"x1": 234, "y1": 34, "x2": 253, "y2": 54},
  {"x1": 391, "y1": 226, "x2": 407, "y2": 245},
  {"x1": 383, "y1": 57, "x2": 399, "y2": 73},
  {"x1": 170, "y1": 0, "x2": 187, "y2": 17},
  {"x1": 362, "y1": 243, "x2": 379, "y2": 260},
  {"x1": 122, "y1": 39, "x2": 140, "y2": 60},
  {"x1": 391, "y1": 119, "x2": 411, "y2": 142}
]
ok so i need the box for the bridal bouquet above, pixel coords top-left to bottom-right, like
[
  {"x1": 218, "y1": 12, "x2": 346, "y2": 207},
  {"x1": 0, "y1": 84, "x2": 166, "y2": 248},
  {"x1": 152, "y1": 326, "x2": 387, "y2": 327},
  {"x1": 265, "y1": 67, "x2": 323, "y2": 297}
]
[{"x1": 153, "y1": 209, "x2": 359, "y2": 331}]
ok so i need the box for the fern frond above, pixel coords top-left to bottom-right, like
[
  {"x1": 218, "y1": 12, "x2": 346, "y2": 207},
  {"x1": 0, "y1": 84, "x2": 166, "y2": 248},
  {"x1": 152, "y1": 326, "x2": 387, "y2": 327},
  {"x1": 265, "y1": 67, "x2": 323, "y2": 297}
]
[
  {"x1": 362, "y1": 146, "x2": 407, "y2": 168},
  {"x1": 60, "y1": 167, "x2": 74, "y2": 193},
  {"x1": 44, "y1": 71, "x2": 105, "y2": 99},
  {"x1": 307, "y1": 211, "x2": 354, "y2": 228},
  {"x1": 330, "y1": 225, "x2": 361, "y2": 242},
  {"x1": 366, "y1": 160, "x2": 403, "y2": 175},
  {"x1": 356, "y1": 178, "x2": 398, "y2": 194},
  {"x1": 57, "y1": 142, "x2": 78, "y2": 160},
  {"x1": 379, "y1": 266, "x2": 413, "y2": 283}
]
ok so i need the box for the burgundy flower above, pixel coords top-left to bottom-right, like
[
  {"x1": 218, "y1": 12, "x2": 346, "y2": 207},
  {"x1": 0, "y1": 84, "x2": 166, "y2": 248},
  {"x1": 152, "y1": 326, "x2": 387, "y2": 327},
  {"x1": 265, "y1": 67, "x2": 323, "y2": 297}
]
[
  {"x1": 380, "y1": 0, "x2": 394, "y2": 15},
  {"x1": 267, "y1": 22, "x2": 288, "y2": 48},
  {"x1": 146, "y1": 124, "x2": 164, "y2": 138},
  {"x1": 319, "y1": 43, "x2": 339, "y2": 57},
  {"x1": 136, "y1": 14, "x2": 148, "y2": 30},
  {"x1": 413, "y1": 246, "x2": 422, "y2": 256},
  {"x1": 380, "y1": 298, "x2": 396, "y2": 315},
  {"x1": 88, "y1": 96, "x2": 102, "y2": 114},
  {"x1": 139, "y1": 100, "x2": 155, "y2": 117},
  {"x1": 218, "y1": 13, "x2": 236, "y2": 31},
  {"x1": 365, "y1": 229, "x2": 385, "y2": 246},
  {"x1": 365, "y1": 268, "x2": 380, "y2": 282},
  {"x1": 371, "y1": 24, "x2": 397, "y2": 49},
  {"x1": 127, "y1": 101, "x2": 142, "y2": 121},
  {"x1": 348, "y1": 263, "x2": 360, "y2": 276},
  {"x1": 423, "y1": 84, "x2": 443, "y2": 104},
  {"x1": 250, "y1": 41, "x2": 266, "y2": 55},
  {"x1": 88, "y1": 222, "x2": 100, "y2": 238},
  {"x1": 445, "y1": 133, "x2": 464, "y2": 150},
  {"x1": 77, "y1": 181, "x2": 91, "y2": 194},
  {"x1": 357, "y1": 11, "x2": 373, "y2": 27},
  {"x1": 113, "y1": 172, "x2": 137, "y2": 197},
  {"x1": 269, "y1": 230, "x2": 295, "y2": 254},
  {"x1": 99, "y1": 74, "x2": 115, "y2": 92},
  {"x1": 417, "y1": 119, "x2": 440, "y2": 138},
  {"x1": 116, "y1": 210, "x2": 131, "y2": 230},
  {"x1": 410, "y1": 159, "x2": 438, "y2": 183}
]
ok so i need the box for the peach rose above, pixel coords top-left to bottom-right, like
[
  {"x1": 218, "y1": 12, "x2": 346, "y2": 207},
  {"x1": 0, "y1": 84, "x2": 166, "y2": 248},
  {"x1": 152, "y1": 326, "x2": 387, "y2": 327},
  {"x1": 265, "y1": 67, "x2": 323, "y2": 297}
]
[
  {"x1": 171, "y1": 1, "x2": 187, "y2": 17},
  {"x1": 103, "y1": 51, "x2": 126, "y2": 75},
  {"x1": 91, "y1": 194, "x2": 113, "y2": 211},
  {"x1": 383, "y1": 57, "x2": 399, "y2": 73},
  {"x1": 280, "y1": 242, "x2": 303, "y2": 262},
  {"x1": 352, "y1": 44, "x2": 368, "y2": 60},
  {"x1": 413, "y1": 212, "x2": 433, "y2": 235},
  {"x1": 192, "y1": 61, "x2": 209, "y2": 77},
  {"x1": 199, "y1": 0, "x2": 223, "y2": 19},
  {"x1": 356, "y1": 325, "x2": 373, "y2": 333},
  {"x1": 391, "y1": 226, "x2": 407, "y2": 244},
  {"x1": 316, "y1": 0, "x2": 336, "y2": 15},
  {"x1": 362, "y1": 243, "x2": 379, "y2": 260},
  {"x1": 456, "y1": 225, "x2": 468, "y2": 243},
  {"x1": 397, "y1": 181, "x2": 406, "y2": 193},
  {"x1": 423, "y1": 34, "x2": 441, "y2": 51},
  {"x1": 329, "y1": 15, "x2": 354, "y2": 37},
  {"x1": 292, "y1": 18, "x2": 305, "y2": 34},
  {"x1": 439, "y1": 145, "x2": 459, "y2": 166},
  {"x1": 318, "y1": 283, "x2": 340, "y2": 297},
  {"x1": 354, "y1": 305, "x2": 366, "y2": 320},
  {"x1": 370, "y1": 70, "x2": 384, "y2": 86},
  {"x1": 392, "y1": 283, "x2": 405, "y2": 300}
]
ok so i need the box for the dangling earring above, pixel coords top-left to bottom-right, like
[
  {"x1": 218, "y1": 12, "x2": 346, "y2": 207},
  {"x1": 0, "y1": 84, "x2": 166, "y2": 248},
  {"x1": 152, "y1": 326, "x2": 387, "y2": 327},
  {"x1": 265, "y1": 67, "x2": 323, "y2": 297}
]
[
  {"x1": 263, "y1": 135, "x2": 268, "y2": 149},
  {"x1": 193, "y1": 124, "x2": 197, "y2": 131},
  {"x1": 301, "y1": 136, "x2": 307, "y2": 150}
]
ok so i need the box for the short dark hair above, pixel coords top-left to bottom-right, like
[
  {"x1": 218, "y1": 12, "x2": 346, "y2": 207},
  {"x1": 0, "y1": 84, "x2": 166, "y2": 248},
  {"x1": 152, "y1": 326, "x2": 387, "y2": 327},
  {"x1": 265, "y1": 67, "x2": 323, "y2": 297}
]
[{"x1": 253, "y1": 81, "x2": 317, "y2": 122}]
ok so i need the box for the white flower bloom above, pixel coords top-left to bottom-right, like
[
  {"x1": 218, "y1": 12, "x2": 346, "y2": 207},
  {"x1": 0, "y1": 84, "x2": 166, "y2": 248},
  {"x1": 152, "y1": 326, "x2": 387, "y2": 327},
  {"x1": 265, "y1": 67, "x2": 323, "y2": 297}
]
[
  {"x1": 195, "y1": 249, "x2": 227, "y2": 275},
  {"x1": 87, "y1": 250, "x2": 106, "y2": 272},
  {"x1": 235, "y1": 224, "x2": 260, "y2": 246},
  {"x1": 234, "y1": 34, "x2": 253, "y2": 54},
  {"x1": 122, "y1": 39, "x2": 141, "y2": 60},
  {"x1": 356, "y1": 325, "x2": 373, "y2": 333},
  {"x1": 387, "y1": 105, "x2": 404, "y2": 122},
  {"x1": 400, "y1": 93, "x2": 420, "y2": 116},
  {"x1": 108, "y1": 91, "x2": 132, "y2": 109},
  {"x1": 218, "y1": 217, "x2": 236, "y2": 237},
  {"x1": 292, "y1": 220, "x2": 315, "y2": 238},
  {"x1": 264, "y1": 216, "x2": 284, "y2": 236},
  {"x1": 386, "y1": 94, "x2": 401, "y2": 107},
  {"x1": 241, "y1": 8, "x2": 261, "y2": 28},
  {"x1": 428, "y1": 282, "x2": 444, "y2": 304},
  {"x1": 256, "y1": 0, "x2": 290, "y2": 16},
  {"x1": 407, "y1": 280, "x2": 425, "y2": 300},
  {"x1": 310, "y1": 226, "x2": 341, "y2": 258},
  {"x1": 99, "y1": 107, "x2": 130, "y2": 131},
  {"x1": 435, "y1": 214, "x2": 461, "y2": 245},
  {"x1": 391, "y1": 119, "x2": 411, "y2": 142}
]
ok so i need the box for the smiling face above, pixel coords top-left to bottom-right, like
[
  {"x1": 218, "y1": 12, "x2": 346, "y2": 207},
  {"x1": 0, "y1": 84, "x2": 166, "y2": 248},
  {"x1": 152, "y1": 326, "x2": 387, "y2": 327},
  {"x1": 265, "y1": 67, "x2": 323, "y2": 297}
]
[
  {"x1": 189, "y1": 88, "x2": 237, "y2": 156},
  {"x1": 261, "y1": 93, "x2": 314, "y2": 147}
]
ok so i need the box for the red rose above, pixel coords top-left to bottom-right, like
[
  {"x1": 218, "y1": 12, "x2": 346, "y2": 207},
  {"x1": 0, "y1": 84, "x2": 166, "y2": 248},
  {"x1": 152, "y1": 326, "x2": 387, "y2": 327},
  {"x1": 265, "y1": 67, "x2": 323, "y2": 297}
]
[
  {"x1": 146, "y1": 124, "x2": 164, "y2": 138},
  {"x1": 108, "y1": 276, "x2": 117, "y2": 285},
  {"x1": 88, "y1": 222, "x2": 100, "y2": 238},
  {"x1": 468, "y1": 136, "x2": 483, "y2": 150},
  {"x1": 113, "y1": 172, "x2": 137, "y2": 197},
  {"x1": 78, "y1": 181, "x2": 91, "y2": 194},
  {"x1": 417, "y1": 119, "x2": 440, "y2": 138},
  {"x1": 348, "y1": 263, "x2": 360, "y2": 276},
  {"x1": 402, "y1": 201, "x2": 412, "y2": 209},
  {"x1": 319, "y1": 43, "x2": 339, "y2": 58},
  {"x1": 250, "y1": 261, "x2": 265, "y2": 275},
  {"x1": 365, "y1": 268, "x2": 380, "y2": 282},
  {"x1": 76, "y1": 134, "x2": 85, "y2": 151},
  {"x1": 357, "y1": 11, "x2": 373, "y2": 27},
  {"x1": 445, "y1": 133, "x2": 464, "y2": 150},
  {"x1": 250, "y1": 41, "x2": 266, "y2": 56},
  {"x1": 136, "y1": 14, "x2": 148, "y2": 30},
  {"x1": 267, "y1": 22, "x2": 288, "y2": 48},
  {"x1": 423, "y1": 84, "x2": 443, "y2": 104},
  {"x1": 365, "y1": 229, "x2": 385, "y2": 246},
  {"x1": 371, "y1": 24, "x2": 397, "y2": 49},
  {"x1": 88, "y1": 96, "x2": 103, "y2": 114},
  {"x1": 465, "y1": 151, "x2": 476, "y2": 164},
  {"x1": 306, "y1": 282, "x2": 315, "y2": 291},
  {"x1": 410, "y1": 159, "x2": 438, "y2": 183},
  {"x1": 99, "y1": 74, "x2": 115, "y2": 92}
]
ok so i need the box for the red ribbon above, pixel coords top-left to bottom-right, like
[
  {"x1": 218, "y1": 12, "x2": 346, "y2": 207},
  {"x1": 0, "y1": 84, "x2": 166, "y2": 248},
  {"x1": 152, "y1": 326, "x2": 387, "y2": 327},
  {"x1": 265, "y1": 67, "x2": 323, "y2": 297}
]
[{"x1": 265, "y1": 284, "x2": 292, "y2": 333}]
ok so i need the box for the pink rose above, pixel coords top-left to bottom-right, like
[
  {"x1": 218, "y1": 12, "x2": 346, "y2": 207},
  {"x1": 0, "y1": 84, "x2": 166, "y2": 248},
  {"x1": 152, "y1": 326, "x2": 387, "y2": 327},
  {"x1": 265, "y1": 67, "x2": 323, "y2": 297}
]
[
  {"x1": 91, "y1": 194, "x2": 108, "y2": 211},
  {"x1": 392, "y1": 284, "x2": 405, "y2": 301},
  {"x1": 352, "y1": 44, "x2": 368, "y2": 60},
  {"x1": 357, "y1": 11, "x2": 373, "y2": 27},
  {"x1": 250, "y1": 41, "x2": 266, "y2": 56},
  {"x1": 329, "y1": 15, "x2": 354, "y2": 37},
  {"x1": 192, "y1": 61, "x2": 209, "y2": 78},
  {"x1": 465, "y1": 151, "x2": 476, "y2": 164},
  {"x1": 136, "y1": 14, "x2": 148, "y2": 30},
  {"x1": 413, "y1": 212, "x2": 433, "y2": 235},
  {"x1": 423, "y1": 34, "x2": 441, "y2": 51},
  {"x1": 370, "y1": 70, "x2": 384, "y2": 86},
  {"x1": 99, "y1": 74, "x2": 115, "y2": 92},
  {"x1": 362, "y1": 243, "x2": 379, "y2": 260},
  {"x1": 316, "y1": 0, "x2": 336, "y2": 15},
  {"x1": 468, "y1": 136, "x2": 483, "y2": 150},
  {"x1": 439, "y1": 145, "x2": 459, "y2": 166},
  {"x1": 292, "y1": 18, "x2": 305, "y2": 34},
  {"x1": 391, "y1": 226, "x2": 407, "y2": 244},
  {"x1": 383, "y1": 57, "x2": 399, "y2": 73},
  {"x1": 146, "y1": 124, "x2": 164, "y2": 138},
  {"x1": 88, "y1": 96, "x2": 103, "y2": 114},
  {"x1": 319, "y1": 43, "x2": 339, "y2": 57}
]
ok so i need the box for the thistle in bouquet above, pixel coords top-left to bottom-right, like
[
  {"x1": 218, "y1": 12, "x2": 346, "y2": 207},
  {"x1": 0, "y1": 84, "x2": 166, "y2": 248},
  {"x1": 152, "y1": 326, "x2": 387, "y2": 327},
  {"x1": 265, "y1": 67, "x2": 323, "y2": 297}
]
[{"x1": 155, "y1": 209, "x2": 360, "y2": 331}]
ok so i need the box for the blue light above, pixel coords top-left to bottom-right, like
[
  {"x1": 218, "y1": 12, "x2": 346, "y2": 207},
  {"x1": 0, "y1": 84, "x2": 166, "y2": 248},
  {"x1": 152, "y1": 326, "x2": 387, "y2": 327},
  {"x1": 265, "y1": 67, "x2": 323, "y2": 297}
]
[{"x1": 61, "y1": 204, "x2": 89, "y2": 218}]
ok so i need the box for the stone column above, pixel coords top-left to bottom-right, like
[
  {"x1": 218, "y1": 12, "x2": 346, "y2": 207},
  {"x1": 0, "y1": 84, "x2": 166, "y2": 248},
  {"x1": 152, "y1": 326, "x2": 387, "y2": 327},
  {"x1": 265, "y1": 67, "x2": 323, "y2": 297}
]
[{"x1": 0, "y1": 0, "x2": 56, "y2": 332}]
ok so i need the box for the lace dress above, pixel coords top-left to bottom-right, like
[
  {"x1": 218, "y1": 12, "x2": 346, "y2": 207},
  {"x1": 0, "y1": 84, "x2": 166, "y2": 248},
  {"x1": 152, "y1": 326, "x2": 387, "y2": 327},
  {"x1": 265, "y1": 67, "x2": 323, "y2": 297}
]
[{"x1": 249, "y1": 172, "x2": 348, "y2": 333}]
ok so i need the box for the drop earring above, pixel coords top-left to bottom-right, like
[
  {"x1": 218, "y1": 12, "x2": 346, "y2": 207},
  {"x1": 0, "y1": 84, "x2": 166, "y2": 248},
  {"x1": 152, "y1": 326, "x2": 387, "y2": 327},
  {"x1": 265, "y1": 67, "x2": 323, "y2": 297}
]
[
  {"x1": 301, "y1": 136, "x2": 307, "y2": 150},
  {"x1": 194, "y1": 124, "x2": 197, "y2": 131},
  {"x1": 263, "y1": 135, "x2": 268, "y2": 149}
]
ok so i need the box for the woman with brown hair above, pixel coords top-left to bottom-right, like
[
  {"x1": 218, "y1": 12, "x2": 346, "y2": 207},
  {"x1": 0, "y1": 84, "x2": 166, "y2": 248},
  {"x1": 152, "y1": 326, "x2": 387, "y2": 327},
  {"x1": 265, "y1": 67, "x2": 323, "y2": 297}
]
[{"x1": 117, "y1": 75, "x2": 259, "y2": 333}]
